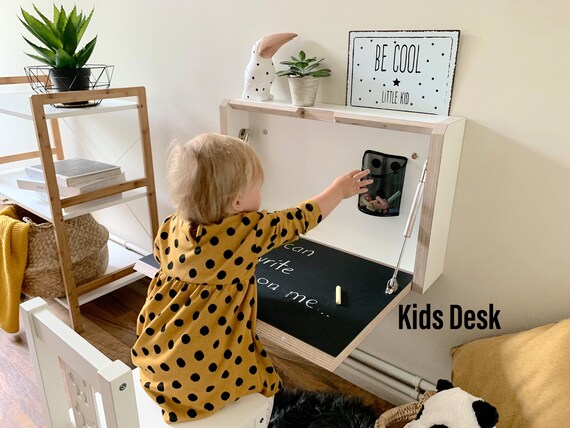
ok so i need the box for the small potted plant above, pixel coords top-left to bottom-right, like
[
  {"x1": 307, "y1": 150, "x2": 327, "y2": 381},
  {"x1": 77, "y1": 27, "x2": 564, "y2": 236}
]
[
  {"x1": 20, "y1": 3, "x2": 100, "y2": 100},
  {"x1": 276, "y1": 50, "x2": 331, "y2": 107}
]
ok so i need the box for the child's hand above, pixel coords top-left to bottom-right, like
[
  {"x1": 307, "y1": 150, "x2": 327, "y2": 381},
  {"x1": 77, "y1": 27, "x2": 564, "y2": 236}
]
[{"x1": 333, "y1": 169, "x2": 373, "y2": 199}]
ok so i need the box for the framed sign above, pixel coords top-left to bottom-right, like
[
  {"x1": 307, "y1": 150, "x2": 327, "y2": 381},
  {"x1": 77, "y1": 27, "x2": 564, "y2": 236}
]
[{"x1": 346, "y1": 30, "x2": 460, "y2": 115}]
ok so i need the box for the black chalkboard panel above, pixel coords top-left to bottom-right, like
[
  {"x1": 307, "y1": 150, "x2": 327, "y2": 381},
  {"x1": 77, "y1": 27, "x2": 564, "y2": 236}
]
[
  {"x1": 255, "y1": 238, "x2": 412, "y2": 357},
  {"x1": 135, "y1": 238, "x2": 412, "y2": 358}
]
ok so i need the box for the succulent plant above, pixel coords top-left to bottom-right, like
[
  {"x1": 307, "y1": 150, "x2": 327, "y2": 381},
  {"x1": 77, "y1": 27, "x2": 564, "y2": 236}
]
[
  {"x1": 276, "y1": 50, "x2": 331, "y2": 78},
  {"x1": 20, "y1": 3, "x2": 97, "y2": 69}
]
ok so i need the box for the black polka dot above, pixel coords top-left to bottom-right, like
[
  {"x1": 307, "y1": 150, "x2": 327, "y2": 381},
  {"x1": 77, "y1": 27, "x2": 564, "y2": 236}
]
[
  {"x1": 235, "y1": 377, "x2": 243, "y2": 387},
  {"x1": 170, "y1": 303, "x2": 179, "y2": 312},
  {"x1": 195, "y1": 351, "x2": 204, "y2": 361},
  {"x1": 145, "y1": 327, "x2": 155, "y2": 336},
  {"x1": 241, "y1": 217, "x2": 251, "y2": 226},
  {"x1": 225, "y1": 326, "x2": 232, "y2": 335},
  {"x1": 190, "y1": 373, "x2": 200, "y2": 382},
  {"x1": 200, "y1": 326, "x2": 210, "y2": 336},
  {"x1": 147, "y1": 365, "x2": 155, "y2": 373},
  {"x1": 188, "y1": 393, "x2": 198, "y2": 401},
  {"x1": 223, "y1": 249, "x2": 233, "y2": 259},
  {"x1": 270, "y1": 217, "x2": 280, "y2": 226},
  {"x1": 176, "y1": 358, "x2": 186, "y2": 368},
  {"x1": 144, "y1": 381, "x2": 150, "y2": 389},
  {"x1": 208, "y1": 363, "x2": 218, "y2": 372},
  {"x1": 210, "y1": 237, "x2": 219, "y2": 246},
  {"x1": 165, "y1": 247, "x2": 171, "y2": 255},
  {"x1": 237, "y1": 312, "x2": 245, "y2": 321},
  {"x1": 306, "y1": 203, "x2": 314, "y2": 211},
  {"x1": 154, "y1": 293, "x2": 163, "y2": 302},
  {"x1": 187, "y1": 409, "x2": 197, "y2": 418},
  {"x1": 160, "y1": 363, "x2": 170, "y2": 371},
  {"x1": 174, "y1": 239, "x2": 179, "y2": 248},
  {"x1": 218, "y1": 316, "x2": 227, "y2": 326},
  {"x1": 174, "y1": 319, "x2": 184, "y2": 327},
  {"x1": 160, "y1": 232, "x2": 168, "y2": 240},
  {"x1": 194, "y1": 246, "x2": 202, "y2": 255},
  {"x1": 181, "y1": 334, "x2": 191, "y2": 344},
  {"x1": 255, "y1": 229, "x2": 263, "y2": 238},
  {"x1": 248, "y1": 343, "x2": 254, "y2": 352},
  {"x1": 226, "y1": 227, "x2": 235, "y2": 236},
  {"x1": 249, "y1": 365, "x2": 258, "y2": 374},
  {"x1": 221, "y1": 391, "x2": 231, "y2": 401},
  {"x1": 235, "y1": 356, "x2": 243, "y2": 365},
  {"x1": 286, "y1": 212, "x2": 294, "y2": 220},
  {"x1": 237, "y1": 283, "x2": 244, "y2": 292},
  {"x1": 206, "y1": 385, "x2": 215, "y2": 392},
  {"x1": 142, "y1": 347, "x2": 149, "y2": 356},
  {"x1": 237, "y1": 335, "x2": 243, "y2": 344},
  {"x1": 201, "y1": 290, "x2": 209, "y2": 299},
  {"x1": 167, "y1": 261, "x2": 173, "y2": 270},
  {"x1": 179, "y1": 254, "x2": 186, "y2": 263},
  {"x1": 157, "y1": 381, "x2": 165, "y2": 391},
  {"x1": 217, "y1": 270, "x2": 226, "y2": 280},
  {"x1": 234, "y1": 256, "x2": 244, "y2": 266},
  {"x1": 131, "y1": 349, "x2": 138, "y2": 357},
  {"x1": 156, "y1": 395, "x2": 166, "y2": 404},
  {"x1": 189, "y1": 268, "x2": 197, "y2": 278},
  {"x1": 225, "y1": 295, "x2": 232, "y2": 304},
  {"x1": 168, "y1": 339, "x2": 174, "y2": 349},
  {"x1": 280, "y1": 229, "x2": 288, "y2": 237},
  {"x1": 208, "y1": 304, "x2": 217, "y2": 314},
  {"x1": 266, "y1": 366, "x2": 274, "y2": 374},
  {"x1": 249, "y1": 298, "x2": 255, "y2": 307},
  {"x1": 154, "y1": 344, "x2": 161, "y2": 354},
  {"x1": 138, "y1": 314, "x2": 145, "y2": 323},
  {"x1": 222, "y1": 370, "x2": 230, "y2": 379},
  {"x1": 205, "y1": 259, "x2": 215, "y2": 269},
  {"x1": 172, "y1": 397, "x2": 181, "y2": 404},
  {"x1": 224, "y1": 349, "x2": 232, "y2": 359},
  {"x1": 204, "y1": 403, "x2": 215, "y2": 411},
  {"x1": 245, "y1": 262, "x2": 253, "y2": 270},
  {"x1": 213, "y1": 339, "x2": 220, "y2": 349},
  {"x1": 193, "y1": 311, "x2": 200, "y2": 320}
]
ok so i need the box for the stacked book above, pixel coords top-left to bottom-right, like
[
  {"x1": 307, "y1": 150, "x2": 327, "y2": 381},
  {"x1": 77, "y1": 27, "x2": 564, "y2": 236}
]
[{"x1": 17, "y1": 157, "x2": 126, "y2": 205}]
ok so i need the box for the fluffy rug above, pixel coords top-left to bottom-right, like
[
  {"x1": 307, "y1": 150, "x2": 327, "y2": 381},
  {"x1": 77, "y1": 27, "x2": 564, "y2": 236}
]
[{"x1": 269, "y1": 388, "x2": 377, "y2": 428}]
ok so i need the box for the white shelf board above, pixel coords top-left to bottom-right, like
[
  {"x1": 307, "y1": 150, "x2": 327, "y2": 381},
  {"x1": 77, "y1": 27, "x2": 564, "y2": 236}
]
[
  {"x1": 55, "y1": 239, "x2": 145, "y2": 308},
  {"x1": 0, "y1": 167, "x2": 147, "y2": 221},
  {"x1": 227, "y1": 98, "x2": 454, "y2": 125},
  {"x1": 0, "y1": 91, "x2": 138, "y2": 120}
]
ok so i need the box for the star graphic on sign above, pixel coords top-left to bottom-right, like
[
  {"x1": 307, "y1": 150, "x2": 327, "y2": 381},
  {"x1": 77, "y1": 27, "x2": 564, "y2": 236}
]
[{"x1": 393, "y1": 78, "x2": 401, "y2": 86}]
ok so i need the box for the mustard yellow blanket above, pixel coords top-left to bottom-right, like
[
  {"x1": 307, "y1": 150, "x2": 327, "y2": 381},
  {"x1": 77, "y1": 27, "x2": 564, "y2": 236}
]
[{"x1": 0, "y1": 205, "x2": 29, "y2": 333}]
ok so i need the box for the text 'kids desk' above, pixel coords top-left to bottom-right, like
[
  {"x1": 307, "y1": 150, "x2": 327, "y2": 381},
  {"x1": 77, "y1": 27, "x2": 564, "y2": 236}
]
[{"x1": 135, "y1": 98, "x2": 465, "y2": 372}]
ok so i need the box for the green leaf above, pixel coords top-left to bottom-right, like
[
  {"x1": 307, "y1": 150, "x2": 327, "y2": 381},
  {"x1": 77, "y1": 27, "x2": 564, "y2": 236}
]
[
  {"x1": 56, "y1": 5, "x2": 67, "y2": 34},
  {"x1": 299, "y1": 51, "x2": 306, "y2": 61},
  {"x1": 20, "y1": 9, "x2": 62, "y2": 50},
  {"x1": 62, "y1": 16, "x2": 78, "y2": 55},
  {"x1": 23, "y1": 36, "x2": 56, "y2": 62},
  {"x1": 74, "y1": 36, "x2": 97, "y2": 68},
  {"x1": 55, "y1": 48, "x2": 75, "y2": 68},
  {"x1": 77, "y1": 8, "x2": 94, "y2": 44},
  {"x1": 32, "y1": 4, "x2": 60, "y2": 39},
  {"x1": 53, "y1": 4, "x2": 59, "y2": 24},
  {"x1": 25, "y1": 52, "x2": 55, "y2": 67}
]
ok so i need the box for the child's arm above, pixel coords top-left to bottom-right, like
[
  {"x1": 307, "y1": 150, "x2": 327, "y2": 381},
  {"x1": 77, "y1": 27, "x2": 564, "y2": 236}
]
[{"x1": 312, "y1": 169, "x2": 372, "y2": 220}]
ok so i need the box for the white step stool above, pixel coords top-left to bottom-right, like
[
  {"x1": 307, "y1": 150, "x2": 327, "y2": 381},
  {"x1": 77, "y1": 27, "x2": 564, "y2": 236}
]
[{"x1": 21, "y1": 297, "x2": 273, "y2": 428}]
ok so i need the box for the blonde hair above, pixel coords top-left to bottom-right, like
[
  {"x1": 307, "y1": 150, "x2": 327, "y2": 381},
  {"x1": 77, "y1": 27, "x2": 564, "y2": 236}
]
[{"x1": 167, "y1": 133, "x2": 264, "y2": 224}]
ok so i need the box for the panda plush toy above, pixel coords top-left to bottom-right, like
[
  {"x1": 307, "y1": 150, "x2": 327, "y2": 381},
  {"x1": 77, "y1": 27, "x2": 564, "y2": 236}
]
[{"x1": 404, "y1": 380, "x2": 499, "y2": 428}]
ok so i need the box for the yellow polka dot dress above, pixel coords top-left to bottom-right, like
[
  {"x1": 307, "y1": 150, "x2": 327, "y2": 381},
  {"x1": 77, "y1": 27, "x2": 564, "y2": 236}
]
[{"x1": 132, "y1": 200, "x2": 322, "y2": 423}]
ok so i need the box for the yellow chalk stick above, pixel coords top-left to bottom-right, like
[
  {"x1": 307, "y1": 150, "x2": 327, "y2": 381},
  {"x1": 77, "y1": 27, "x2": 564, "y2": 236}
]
[{"x1": 336, "y1": 285, "x2": 342, "y2": 305}]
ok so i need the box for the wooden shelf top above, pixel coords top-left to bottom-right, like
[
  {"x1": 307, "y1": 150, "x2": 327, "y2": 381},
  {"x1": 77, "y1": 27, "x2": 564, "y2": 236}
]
[
  {"x1": 224, "y1": 99, "x2": 464, "y2": 135},
  {"x1": 0, "y1": 91, "x2": 138, "y2": 120},
  {"x1": 0, "y1": 167, "x2": 147, "y2": 221}
]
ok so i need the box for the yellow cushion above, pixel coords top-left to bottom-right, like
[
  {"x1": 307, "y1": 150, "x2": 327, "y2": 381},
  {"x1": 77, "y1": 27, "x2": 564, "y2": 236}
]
[{"x1": 451, "y1": 318, "x2": 570, "y2": 427}]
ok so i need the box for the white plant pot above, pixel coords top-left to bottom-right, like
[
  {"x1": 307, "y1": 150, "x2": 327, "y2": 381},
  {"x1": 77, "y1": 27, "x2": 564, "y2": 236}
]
[{"x1": 288, "y1": 76, "x2": 320, "y2": 107}]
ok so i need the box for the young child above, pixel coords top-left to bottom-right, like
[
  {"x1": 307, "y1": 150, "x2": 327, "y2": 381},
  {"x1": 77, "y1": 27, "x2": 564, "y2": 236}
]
[{"x1": 132, "y1": 133, "x2": 372, "y2": 424}]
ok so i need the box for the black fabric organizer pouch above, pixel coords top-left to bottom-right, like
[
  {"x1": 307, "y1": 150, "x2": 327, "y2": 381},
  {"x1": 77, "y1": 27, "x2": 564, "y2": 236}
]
[{"x1": 358, "y1": 150, "x2": 407, "y2": 217}]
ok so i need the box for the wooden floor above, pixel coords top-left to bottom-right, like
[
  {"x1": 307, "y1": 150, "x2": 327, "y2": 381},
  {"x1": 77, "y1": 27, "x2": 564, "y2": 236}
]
[{"x1": 0, "y1": 279, "x2": 397, "y2": 427}]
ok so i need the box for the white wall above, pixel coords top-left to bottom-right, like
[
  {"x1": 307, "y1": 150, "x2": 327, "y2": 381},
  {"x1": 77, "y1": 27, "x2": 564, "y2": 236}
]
[{"x1": 2, "y1": 0, "x2": 569, "y2": 395}]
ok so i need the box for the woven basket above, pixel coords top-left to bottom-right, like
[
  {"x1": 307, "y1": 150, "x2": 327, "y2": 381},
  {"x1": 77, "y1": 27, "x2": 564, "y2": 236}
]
[
  {"x1": 21, "y1": 212, "x2": 109, "y2": 298},
  {"x1": 374, "y1": 390, "x2": 436, "y2": 428}
]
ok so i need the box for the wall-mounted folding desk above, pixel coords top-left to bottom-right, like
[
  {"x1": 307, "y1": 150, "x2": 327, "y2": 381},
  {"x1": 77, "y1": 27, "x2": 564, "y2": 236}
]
[{"x1": 218, "y1": 99, "x2": 465, "y2": 370}]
